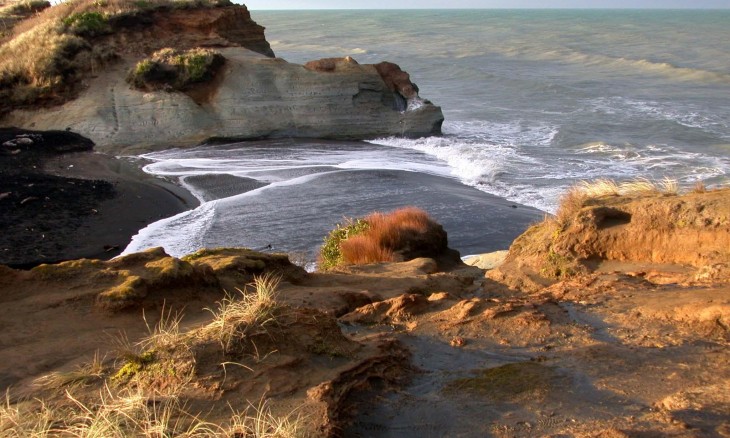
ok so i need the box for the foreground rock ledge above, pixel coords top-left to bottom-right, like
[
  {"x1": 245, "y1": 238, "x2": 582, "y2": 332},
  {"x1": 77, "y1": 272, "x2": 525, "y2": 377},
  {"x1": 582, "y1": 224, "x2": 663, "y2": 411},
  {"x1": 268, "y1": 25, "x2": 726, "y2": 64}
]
[{"x1": 4, "y1": 49, "x2": 444, "y2": 153}]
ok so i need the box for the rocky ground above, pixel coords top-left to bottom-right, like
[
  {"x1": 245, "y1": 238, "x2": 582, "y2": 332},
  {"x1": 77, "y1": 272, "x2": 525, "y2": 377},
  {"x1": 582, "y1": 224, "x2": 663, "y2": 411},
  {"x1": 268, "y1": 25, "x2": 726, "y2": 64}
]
[{"x1": 0, "y1": 189, "x2": 727, "y2": 437}]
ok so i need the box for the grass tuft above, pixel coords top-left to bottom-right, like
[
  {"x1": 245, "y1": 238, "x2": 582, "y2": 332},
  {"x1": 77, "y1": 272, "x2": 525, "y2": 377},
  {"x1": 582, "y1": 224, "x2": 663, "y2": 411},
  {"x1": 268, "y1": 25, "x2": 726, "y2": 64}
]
[
  {"x1": 227, "y1": 398, "x2": 309, "y2": 438},
  {"x1": 34, "y1": 351, "x2": 106, "y2": 389},
  {"x1": 318, "y1": 217, "x2": 370, "y2": 270},
  {"x1": 554, "y1": 177, "x2": 681, "y2": 225},
  {"x1": 201, "y1": 273, "x2": 282, "y2": 353},
  {"x1": 320, "y1": 207, "x2": 442, "y2": 269}
]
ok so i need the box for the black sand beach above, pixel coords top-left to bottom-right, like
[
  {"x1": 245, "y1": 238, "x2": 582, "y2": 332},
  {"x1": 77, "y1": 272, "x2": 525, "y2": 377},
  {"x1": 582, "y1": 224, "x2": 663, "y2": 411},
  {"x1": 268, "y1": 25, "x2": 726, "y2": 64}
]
[{"x1": 0, "y1": 133, "x2": 198, "y2": 267}]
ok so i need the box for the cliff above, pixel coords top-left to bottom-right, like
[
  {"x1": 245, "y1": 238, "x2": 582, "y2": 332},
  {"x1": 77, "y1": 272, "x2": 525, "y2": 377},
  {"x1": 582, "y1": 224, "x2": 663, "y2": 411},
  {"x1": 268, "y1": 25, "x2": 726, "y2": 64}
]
[
  {"x1": 1, "y1": 189, "x2": 728, "y2": 435},
  {"x1": 0, "y1": 0, "x2": 443, "y2": 151},
  {"x1": 489, "y1": 183, "x2": 730, "y2": 292}
]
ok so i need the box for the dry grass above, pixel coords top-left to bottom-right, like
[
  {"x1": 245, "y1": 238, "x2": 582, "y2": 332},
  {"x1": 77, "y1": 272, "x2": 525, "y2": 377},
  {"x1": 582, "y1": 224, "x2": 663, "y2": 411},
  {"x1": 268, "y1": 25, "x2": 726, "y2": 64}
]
[
  {"x1": 2, "y1": 387, "x2": 310, "y2": 437},
  {"x1": 0, "y1": 0, "x2": 49, "y2": 19},
  {"x1": 338, "y1": 207, "x2": 436, "y2": 265},
  {"x1": 227, "y1": 399, "x2": 309, "y2": 438},
  {"x1": 141, "y1": 304, "x2": 186, "y2": 352},
  {"x1": 201, "y1": 273, "x2": 282, "y2": 353},
  {"x1": 554, "y1": 177, "x2": 681, "y2": 224},
  {"x1": 0, "y1": 0, "x2": 231, "y2": 111},
  {"x1": 34, "y1": 351, "x2": 106, "y2": 389},
  {"x1": 1, "y1": 392, "x2": 55, "y2": 436}
]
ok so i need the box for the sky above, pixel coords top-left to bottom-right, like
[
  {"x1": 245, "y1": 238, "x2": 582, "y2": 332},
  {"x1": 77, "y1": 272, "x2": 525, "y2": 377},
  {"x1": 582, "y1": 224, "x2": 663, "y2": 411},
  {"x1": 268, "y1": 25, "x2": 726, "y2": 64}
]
[{"x1": 241, "y1": 0, "x2": 730, "y2": 9}]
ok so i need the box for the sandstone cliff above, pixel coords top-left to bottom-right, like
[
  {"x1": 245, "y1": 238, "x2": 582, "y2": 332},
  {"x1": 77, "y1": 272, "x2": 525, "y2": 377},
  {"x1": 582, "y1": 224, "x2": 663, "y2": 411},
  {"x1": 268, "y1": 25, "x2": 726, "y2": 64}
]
[
  {"x1": 0, "y1": 1, "x2": 443, "y2": 151},
  {"x1": 489, "y1": 186, "x2": 730, "y2": 292}
]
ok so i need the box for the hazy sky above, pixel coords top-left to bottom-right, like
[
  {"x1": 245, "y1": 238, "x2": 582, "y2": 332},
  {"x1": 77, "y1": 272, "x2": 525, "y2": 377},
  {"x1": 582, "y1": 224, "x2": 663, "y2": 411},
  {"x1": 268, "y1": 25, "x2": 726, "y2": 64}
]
[{"x1": 242, "y1": 0, "x2": 730, "y2": 9}]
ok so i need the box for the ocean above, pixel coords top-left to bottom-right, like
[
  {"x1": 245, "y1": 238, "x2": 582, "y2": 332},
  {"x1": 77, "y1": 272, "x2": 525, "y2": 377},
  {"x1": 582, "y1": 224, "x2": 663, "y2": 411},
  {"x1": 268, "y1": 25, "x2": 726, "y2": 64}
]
[{"x1": 122, "y1": 9, "x2": 730, "y2": 262}]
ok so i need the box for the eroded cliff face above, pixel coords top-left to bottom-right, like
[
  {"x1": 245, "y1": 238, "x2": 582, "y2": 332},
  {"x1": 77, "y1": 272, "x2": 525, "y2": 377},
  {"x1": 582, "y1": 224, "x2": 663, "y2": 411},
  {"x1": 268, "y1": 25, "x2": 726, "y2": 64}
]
[
  {"x1": 1, "y1": 3, "x2": 443, "y2": 151},
  {"x1": 488, "y1": 188, "x2": 730, "y2": 292},
  {"x1": 102, "y1": 5, "x2": 275, "y2": 58},
  {"x1": 5, "y1": 48, "x2": 443, "y2": 152}
]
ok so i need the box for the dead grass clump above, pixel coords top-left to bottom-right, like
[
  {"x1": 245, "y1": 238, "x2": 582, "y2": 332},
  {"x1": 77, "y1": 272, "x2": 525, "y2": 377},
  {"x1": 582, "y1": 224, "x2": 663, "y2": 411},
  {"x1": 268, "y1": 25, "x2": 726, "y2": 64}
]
[
  {"x1": 200, "y1": 273, "x2": 282, "y2": 353},
  {"x1": 338, "y1": 207, "x2": 445, "y2": 266},
  {"x1": 339, "y1": 234, "x2": 395, "y2": 265},
  {"x1": 34, "y1": 352, "x2": 107, "y2": 390}
]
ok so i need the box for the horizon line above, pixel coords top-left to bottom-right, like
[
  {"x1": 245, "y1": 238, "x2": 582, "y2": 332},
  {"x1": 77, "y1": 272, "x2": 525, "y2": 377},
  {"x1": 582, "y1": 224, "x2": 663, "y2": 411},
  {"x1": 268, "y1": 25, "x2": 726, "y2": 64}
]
[{"x1": 247, "y1": 7, "x2": 730, "y2": 11}]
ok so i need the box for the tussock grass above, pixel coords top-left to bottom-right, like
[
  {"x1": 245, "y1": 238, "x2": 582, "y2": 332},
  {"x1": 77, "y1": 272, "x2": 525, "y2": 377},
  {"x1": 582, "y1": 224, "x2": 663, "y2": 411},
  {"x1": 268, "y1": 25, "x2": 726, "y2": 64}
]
[
  {"x1": 320, "y1": 207, "x2": 441, "y2": 269},
  {"x1": 201, "y1": 272, "x2": 282, "y2": 353},
  {"x1": 228, "y1": 399, "x2": 309, "y2": 438},
  {"x1": 340, "y1": 207, "x2": 435, "y2": 265},
  {"x1": 318, "y1": 217, "x2": 370, "y2": 270}
]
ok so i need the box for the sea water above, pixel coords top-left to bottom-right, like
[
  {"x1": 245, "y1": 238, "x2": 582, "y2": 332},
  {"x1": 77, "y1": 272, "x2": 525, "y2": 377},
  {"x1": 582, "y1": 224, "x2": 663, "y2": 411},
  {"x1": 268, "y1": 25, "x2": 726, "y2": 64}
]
[{"x1": 123, "y1": 9, "x2": 730, "y2": 260}]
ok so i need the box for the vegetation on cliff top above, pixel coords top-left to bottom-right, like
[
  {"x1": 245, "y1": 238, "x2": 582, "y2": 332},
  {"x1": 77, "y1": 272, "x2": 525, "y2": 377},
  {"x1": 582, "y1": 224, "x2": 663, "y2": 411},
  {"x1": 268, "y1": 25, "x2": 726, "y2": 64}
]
[
  {"x1": 0, "y1": 0, "x2": 232, "y2": 114},
  {"x1": 127, "y1": 47, "x2": 224, "y2": 91}
]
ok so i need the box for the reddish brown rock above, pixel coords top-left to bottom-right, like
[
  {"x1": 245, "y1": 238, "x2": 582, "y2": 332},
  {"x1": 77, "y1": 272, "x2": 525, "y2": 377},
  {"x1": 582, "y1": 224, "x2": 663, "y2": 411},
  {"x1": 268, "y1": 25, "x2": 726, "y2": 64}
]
[{"x1": 374, "y1": 61, "x2": 419, "y2": 100}]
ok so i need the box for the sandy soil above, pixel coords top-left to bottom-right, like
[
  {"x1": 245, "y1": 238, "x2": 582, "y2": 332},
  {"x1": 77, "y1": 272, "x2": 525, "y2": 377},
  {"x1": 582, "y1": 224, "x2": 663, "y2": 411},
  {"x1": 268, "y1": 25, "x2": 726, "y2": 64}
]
[{"x1": 0, "y1": 245, "x2": 727, "y2": 436}]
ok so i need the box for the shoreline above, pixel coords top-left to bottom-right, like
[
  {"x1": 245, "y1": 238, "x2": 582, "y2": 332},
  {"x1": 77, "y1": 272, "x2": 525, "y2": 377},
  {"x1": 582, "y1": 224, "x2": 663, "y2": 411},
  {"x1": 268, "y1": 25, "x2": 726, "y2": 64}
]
[{"x1": 0, "y1": 150, "x2": 198, "y2": 268}]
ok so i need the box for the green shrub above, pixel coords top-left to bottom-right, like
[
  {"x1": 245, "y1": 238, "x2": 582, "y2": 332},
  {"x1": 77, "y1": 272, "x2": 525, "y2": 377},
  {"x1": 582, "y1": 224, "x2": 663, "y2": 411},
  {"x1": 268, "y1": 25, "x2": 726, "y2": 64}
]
[
  {"x1": 318, "y1": 218, "x2": 370, "y2": 270},
  {"x1": 127, "y1": 47, "x2": 224, "y2": 91},
  {"x1": 62, "y1": 11, "x2": 110, "y2": 36}
]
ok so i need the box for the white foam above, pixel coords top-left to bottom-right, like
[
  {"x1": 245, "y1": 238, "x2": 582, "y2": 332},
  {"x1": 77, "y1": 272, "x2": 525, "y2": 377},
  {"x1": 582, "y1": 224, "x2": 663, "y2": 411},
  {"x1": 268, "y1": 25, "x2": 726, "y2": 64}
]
[{"x1": 121, "y1": 200, "x2": 218, "y2": 258}]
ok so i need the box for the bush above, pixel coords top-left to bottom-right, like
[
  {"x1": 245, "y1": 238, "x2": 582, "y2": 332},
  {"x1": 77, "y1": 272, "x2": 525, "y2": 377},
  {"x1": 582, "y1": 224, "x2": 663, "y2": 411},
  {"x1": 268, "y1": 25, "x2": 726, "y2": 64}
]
[
  {"x1": 319, "y1": 217, "x2": 370, "y2": 270},
  {"x1": 62, "y1": 11, "x2": 110, "y2": 36},
  {"x1": 127, "y1": 47, "x2": 225, "y2": 91},
  {"x1": 319, "y1": 207, "x2": 448, "y2": 270}
]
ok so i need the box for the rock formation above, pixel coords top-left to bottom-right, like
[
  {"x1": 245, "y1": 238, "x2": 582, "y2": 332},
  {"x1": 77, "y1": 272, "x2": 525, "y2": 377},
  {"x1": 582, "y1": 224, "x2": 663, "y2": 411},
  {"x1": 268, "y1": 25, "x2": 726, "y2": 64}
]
[
  {"x1": 489, "y1": 187, "x2": 730, "y2": 292},
  {"x1": 0, "y1": 2, "x2": 444, "y2": 152}
]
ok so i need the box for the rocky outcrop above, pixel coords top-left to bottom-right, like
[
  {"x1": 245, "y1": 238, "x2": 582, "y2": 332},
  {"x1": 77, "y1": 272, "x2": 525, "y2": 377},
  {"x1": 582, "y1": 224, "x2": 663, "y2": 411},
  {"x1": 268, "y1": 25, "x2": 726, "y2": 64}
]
[
  {"x1": 105, "y1": 5, "x2": 275, "y2": 58},
  {"x1": 0, "y1": 3, "x2": 443, "y2": 152},
  {"x1": 4, "y1": 47, "x2": 443, "y2": 152},
  {"x1": 489, "y1": 188, "x2": 730, "y2": 292}
]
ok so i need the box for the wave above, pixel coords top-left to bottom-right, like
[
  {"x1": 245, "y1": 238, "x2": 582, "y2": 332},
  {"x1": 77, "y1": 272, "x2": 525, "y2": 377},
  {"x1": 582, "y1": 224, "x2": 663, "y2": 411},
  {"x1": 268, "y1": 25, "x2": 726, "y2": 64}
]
[
  {"x1": 585, "y1": 97, "x2": 730, "y2": 140},
  {"x1": 122, "y1": 200, "x2": 218, "y2": 258},
  {"x1": 517, "y1": 46, "x2": 730, "y2": 85}
]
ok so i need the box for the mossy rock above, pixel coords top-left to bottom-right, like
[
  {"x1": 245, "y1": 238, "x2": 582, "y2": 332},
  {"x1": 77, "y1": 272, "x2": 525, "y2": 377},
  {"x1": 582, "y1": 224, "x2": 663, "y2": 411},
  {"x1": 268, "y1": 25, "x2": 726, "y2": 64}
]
[{"x1": 443, "y1": 362, "x2": 564, "y2": 402}]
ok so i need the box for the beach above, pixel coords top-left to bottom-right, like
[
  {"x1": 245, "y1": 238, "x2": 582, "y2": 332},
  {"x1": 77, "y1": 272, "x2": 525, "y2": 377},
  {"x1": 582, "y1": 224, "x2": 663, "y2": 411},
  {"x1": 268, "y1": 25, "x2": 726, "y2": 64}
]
[{"x1": 0, "y1": 145, "x2": 198, "y2": 267}]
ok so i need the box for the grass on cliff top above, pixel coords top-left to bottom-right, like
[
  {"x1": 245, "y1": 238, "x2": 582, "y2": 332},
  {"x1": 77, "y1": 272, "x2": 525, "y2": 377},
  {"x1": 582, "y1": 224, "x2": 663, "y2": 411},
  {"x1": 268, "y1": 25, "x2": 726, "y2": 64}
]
[
  {"x1": 0, "y1": 0, "x2": 232, "y2": 112},
  {"x1": 554, "y1": 177, "x2": 680, "y2": 226},
  {"x1": 0, "y1": 0, "x2": 49, "y2": 18},
  {"x1": 3, "y1": 273, "x2": 310, "y2": 437},
  {"x1": 128, "y1": 47, "x2": 224, "y2": 91},
  {"x1": 318, "y1": 207, "x2": 439, "y2": 270}
]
